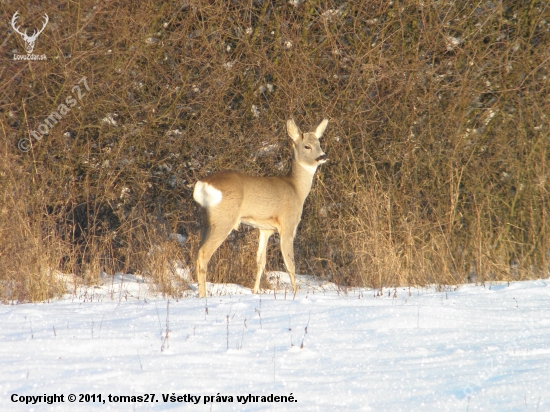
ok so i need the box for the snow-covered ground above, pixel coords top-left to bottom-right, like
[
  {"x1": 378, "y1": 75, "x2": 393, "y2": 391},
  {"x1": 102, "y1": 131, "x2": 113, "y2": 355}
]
[{"x1": 1, "y1": 273, "x2": 549, "y2": 411}]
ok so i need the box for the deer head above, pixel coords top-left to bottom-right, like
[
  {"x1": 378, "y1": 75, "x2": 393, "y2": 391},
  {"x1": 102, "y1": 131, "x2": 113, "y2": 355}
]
[{"x1": 11, "y1": 11, "x2": 49, "y2": 54}]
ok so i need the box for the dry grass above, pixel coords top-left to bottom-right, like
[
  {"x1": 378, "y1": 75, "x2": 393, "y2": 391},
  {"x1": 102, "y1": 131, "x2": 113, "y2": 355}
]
[{"x1": 1, "y1": 0, "x2": 549, "y2": 301}]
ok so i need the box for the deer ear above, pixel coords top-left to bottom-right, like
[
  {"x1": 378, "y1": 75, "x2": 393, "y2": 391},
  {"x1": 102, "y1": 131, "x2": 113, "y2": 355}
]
[
  {"x1": 287, "y1": 119, "x2": 301, "y2": 142},
  {"x1": 314, "y1": 118, "x2": 329, "y2": 139}
]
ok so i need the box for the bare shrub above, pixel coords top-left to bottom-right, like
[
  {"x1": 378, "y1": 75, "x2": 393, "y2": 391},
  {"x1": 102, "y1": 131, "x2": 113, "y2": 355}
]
[{"x1": 1, "y1": 0, "x2": 549, "y2": 300}]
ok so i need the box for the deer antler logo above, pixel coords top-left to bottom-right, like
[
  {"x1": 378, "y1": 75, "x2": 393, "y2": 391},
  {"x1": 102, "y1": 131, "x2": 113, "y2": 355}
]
[{"x1": 11, "y1": 11, "x2": 49, "y2": 54}]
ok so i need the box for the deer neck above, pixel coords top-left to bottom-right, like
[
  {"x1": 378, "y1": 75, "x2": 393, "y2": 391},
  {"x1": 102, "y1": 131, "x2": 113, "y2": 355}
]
[{"x1": 287, "y1": 157, "x2": 317, "y2": 203}]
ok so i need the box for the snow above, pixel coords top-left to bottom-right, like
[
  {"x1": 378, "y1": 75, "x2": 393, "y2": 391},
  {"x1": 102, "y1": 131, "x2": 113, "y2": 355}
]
[{"x1": 1, "y1": 273, "x2": 549, "y2": 411}]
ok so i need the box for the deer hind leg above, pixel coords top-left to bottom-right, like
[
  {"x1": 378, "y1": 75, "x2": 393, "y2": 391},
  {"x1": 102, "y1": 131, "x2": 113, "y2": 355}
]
[
  {"x1": 196, "y1": 215, "x2": 238, "y2": 298},
  {"x1": 279, "y1": 230, "x2": 297, "y2": 295},
  {"x1": 253, "y1": 229, "x2": 274, "y2": 294}
]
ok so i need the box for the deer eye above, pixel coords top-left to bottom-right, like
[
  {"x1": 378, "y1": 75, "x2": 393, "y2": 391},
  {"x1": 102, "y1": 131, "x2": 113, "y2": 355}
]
[{"x1": 304, "y1": 145, "x2": 312, "y2": 150}]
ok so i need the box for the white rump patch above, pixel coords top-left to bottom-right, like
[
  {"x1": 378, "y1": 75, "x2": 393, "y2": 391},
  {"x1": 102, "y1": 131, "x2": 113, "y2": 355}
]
[{"x1": 193, "y1": 181, "x2": 222, "y2": 207}]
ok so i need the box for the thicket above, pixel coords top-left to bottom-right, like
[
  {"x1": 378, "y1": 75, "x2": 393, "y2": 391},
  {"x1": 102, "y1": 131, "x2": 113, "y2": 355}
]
[{"x1": 1, "y1": 0, "x2": 549, "y2": 302}]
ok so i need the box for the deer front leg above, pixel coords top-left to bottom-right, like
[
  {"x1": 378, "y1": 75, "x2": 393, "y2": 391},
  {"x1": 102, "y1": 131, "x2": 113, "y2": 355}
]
[
  {"x1": 254, "y1": 229, "x2": 274, "y2": 294},
  {"x1": 279, "y1": 230, "x2": 297, "y2": 295}
]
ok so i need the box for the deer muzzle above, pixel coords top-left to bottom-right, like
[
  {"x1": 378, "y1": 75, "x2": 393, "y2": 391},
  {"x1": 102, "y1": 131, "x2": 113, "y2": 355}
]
[{"x1": 316, "y1": 154, "x2": 327, "y2": 163}]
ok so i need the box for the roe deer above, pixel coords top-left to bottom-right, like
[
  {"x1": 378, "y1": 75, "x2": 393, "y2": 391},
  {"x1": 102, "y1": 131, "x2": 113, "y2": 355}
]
[{"x1": 193, "y1": 118, "x2": 329, "y2": 298}]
